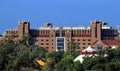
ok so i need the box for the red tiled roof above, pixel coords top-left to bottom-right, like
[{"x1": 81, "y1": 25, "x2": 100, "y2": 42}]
[
  {"x1": 92, "y1": 40, "x2": 98, "y2": 45},
  {"x1": 39, "y1": 35, "x2": 49, "y2": 37},
  {"x1": 102, "y1": 40, "x2": 120, "y2": 46},
  {"x1": 73, "y1": 34, "x2": 91, "y2": 37}
]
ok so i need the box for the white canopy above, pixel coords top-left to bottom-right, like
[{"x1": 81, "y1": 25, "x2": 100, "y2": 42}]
[
  {"x1": 82, "y1": 45, "x2": 97, "y2": 52},
  {"x1": 74, "y1": 54, "x2": 99, "y2": 63},
  {"x1": 111, "y1": 46, "x2": 117, "y2": 49},
  {"x1": 74, "y1": 55, "x2": 85, "y2": 63}
]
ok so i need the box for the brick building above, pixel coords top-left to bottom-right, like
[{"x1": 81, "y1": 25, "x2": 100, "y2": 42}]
[{"x1": 2, "y1": 21, "x2": 120, "y2": 52}]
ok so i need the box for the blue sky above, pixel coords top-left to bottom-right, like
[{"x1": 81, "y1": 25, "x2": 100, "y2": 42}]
[{"x1": 0, "y1": 0, "x2": 120, "y2": 34}]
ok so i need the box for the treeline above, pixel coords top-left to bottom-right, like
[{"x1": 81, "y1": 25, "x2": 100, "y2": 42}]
[
  {"x1": 42, "y1": 47, "x2": 120, "y2": 71},
  {"x1": 0, "y1": 36, "x2": 47, "y2": 71},
  {"x1": 0, "y1": 36, "x2": 120, "y2": 71}
]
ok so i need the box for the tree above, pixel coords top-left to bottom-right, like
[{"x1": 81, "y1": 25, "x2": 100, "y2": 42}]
[
  {"x1": 83, "y1": 56, "x2": 107, "y2": 71},
  {"x1": 46, "y1": 51, "x2": 64, "y2": 63},
  {"x1": 41, "y1": 51, "x2": 64, "y2": 71},
  {"x1": 0, "y1": 37, "x2": 48, "y2": 71},
  {"x1": 67, "y1": 40, "x2": 78, "y2": 53},
  {"x1": 55, "y1": 53, "x2": 75, "y2": 71},
  {"x1": 74, "y1": 61, "x2": 84, "y2": 71},
  {"x1": 67, "y1": 40, "x2": 79, "y2": 58},
  {"x1": 0, "y1": 39, "x2": 15, "y2": 70},
  {"x1": 105, "y1": 62, "x2": 120, "y2": 71}
]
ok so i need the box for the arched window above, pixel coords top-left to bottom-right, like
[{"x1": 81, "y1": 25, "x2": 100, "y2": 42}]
[
  {"x1": 56, "y1": 31, "x2": 60, "y2": 37},
  {"x1": 62, "y1": 30, "x2": 65, "y2": 37}
]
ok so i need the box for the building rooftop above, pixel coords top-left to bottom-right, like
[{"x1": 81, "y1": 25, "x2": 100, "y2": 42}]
[
  {"x1": 37, "y1": 27, "x2": 91, "y2": 30},
  {"x1": 102, "y1": 40, "x2": 120, "y2": 46}
]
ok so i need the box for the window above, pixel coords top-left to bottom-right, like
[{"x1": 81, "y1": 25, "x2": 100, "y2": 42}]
[
  {"x1": 51, "y1": 35, "x2": 54, "y2": 37},
  {"x1": 56, "y1": 37, "x2": 64, "y2": 50},
  {"x1": 6, "y1": 31, "x2": 8, "y2": 34},
  {"x1": 46, "y1": 43, "x2": 49, "y2": 45},
  {"x1": 88, "y1": 39, "x2": 91, "y2": 41},
  {"x1": 83, "y1": 39, "x2": 85, "y2": 41},
  {"x1": 88, "y1": 43, "x2": 91, "y2": 45},
  {"x1": 82, "y1": 30, "x2": 84, "y2": 34},
  {"x1": 84, "y1": 30, "x2": 86, "y2": 34},
  {"x1": 46, "y1": 39, "x2": 49, "y2": 41},
  {"x1": 38, "y1": 31, "x2": 40, "y2": 35},
  {"x1": 74, "y1": 43, "x2": 76, "y2": 45},
  {"x1": 52, "y1": 43, "x2": 53, "y2": 45},
  {"x1": 62, "y1": 30, "x2": 65, "y2": 37},
  {"x1": 83, "y1": 47, "x2": 86, "y2": 49},
  {"x1": 77, "y1": 30, "x2": 79, "y2": 34},
  {"x1": 46, "y1": 31, "x2": 50, "y2": 34},
  {"x1": 95, "y1": 27, "x2": 97, "y2": 38},
  {"x1": 83, "y1": 43, "x2": 85, "y2": 45},
  {"x1": 41, "y1": 31, "x2": 43, "y2": 34},
  {"x1": 73, "y1": 30, "x2": 76, "y2": 34},
  {"x1": 46, "y1": 47, "x2": 49, "y2": 49},
  {"x1": 43, "y1": 31, "x2": 44, "y2": 34},
  {"x1": 57, "y1": 38, "x2": 64, "y2": 42},
  {"x1": 77, "y1": 39, "x2": 80, "y2": 41},
  {"x1": 56, "y1": 31, "x2": 60, "y2": 37},
  {"x1": 41, "y1": 43, "x2": 44, "y2": 45},
  {"x1": 88, "y1": 30, "x2": 89, "y2": 34},
  {"x1": 57, "y1": 43, "x2": 64, "y2": 46},
  {"x1": 48, "y1": 31, "x2": 50, "y2": 34},
  {"x1": 41, "y1": 39, "x2": 44, "y2": 41},
  {"x1": 79, "y1": 30, "x2": 81, "y2": 34},
  {"x1": 46, "y1": 31, "x2": 47, "y2": 34}
]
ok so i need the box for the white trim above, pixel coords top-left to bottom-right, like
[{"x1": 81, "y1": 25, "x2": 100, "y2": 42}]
[{"x1": 102, "y1": 27, "x2": 111, "y2": 29}]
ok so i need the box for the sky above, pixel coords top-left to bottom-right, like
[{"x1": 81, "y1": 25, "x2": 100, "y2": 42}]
[{"x1": 0, "y1": 0, "x2": 120, "y2": 34}]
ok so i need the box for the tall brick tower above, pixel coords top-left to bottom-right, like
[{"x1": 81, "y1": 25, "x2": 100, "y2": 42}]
[
  {"x1": 18, "y1": 21, "x2": 30, "y2": 39},
  {"x1": 91, "y1": 21, "x2": 102, "y2": 43}
]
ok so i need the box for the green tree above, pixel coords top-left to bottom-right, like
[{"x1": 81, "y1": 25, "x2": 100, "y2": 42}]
[
  {"x1": 67, "y1": 40, "x2": 78, "y2": 53},
  {"x1": 0, "y1": 39, "x2": 15, "y2": 71},
  {"x1": 55, "y1": 52, "x2": 78, "y2": 71},
  {"x1": 67, "y1": 40, "x2": 79, "y2": 58},
  {"x1": 46, "y1": 51, "x2": 64, "y2": 63},
  {"x1": 0, "y1": 37, "x2": 47, "y2": 71},
  {"x1": 105, "y1": 62, "x2": 120, "y2": 71}
]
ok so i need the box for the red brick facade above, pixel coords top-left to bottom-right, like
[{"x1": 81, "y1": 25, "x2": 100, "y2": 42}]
[{"x1": 2, "y1": 21, "x2": 120, "y2": 52}]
